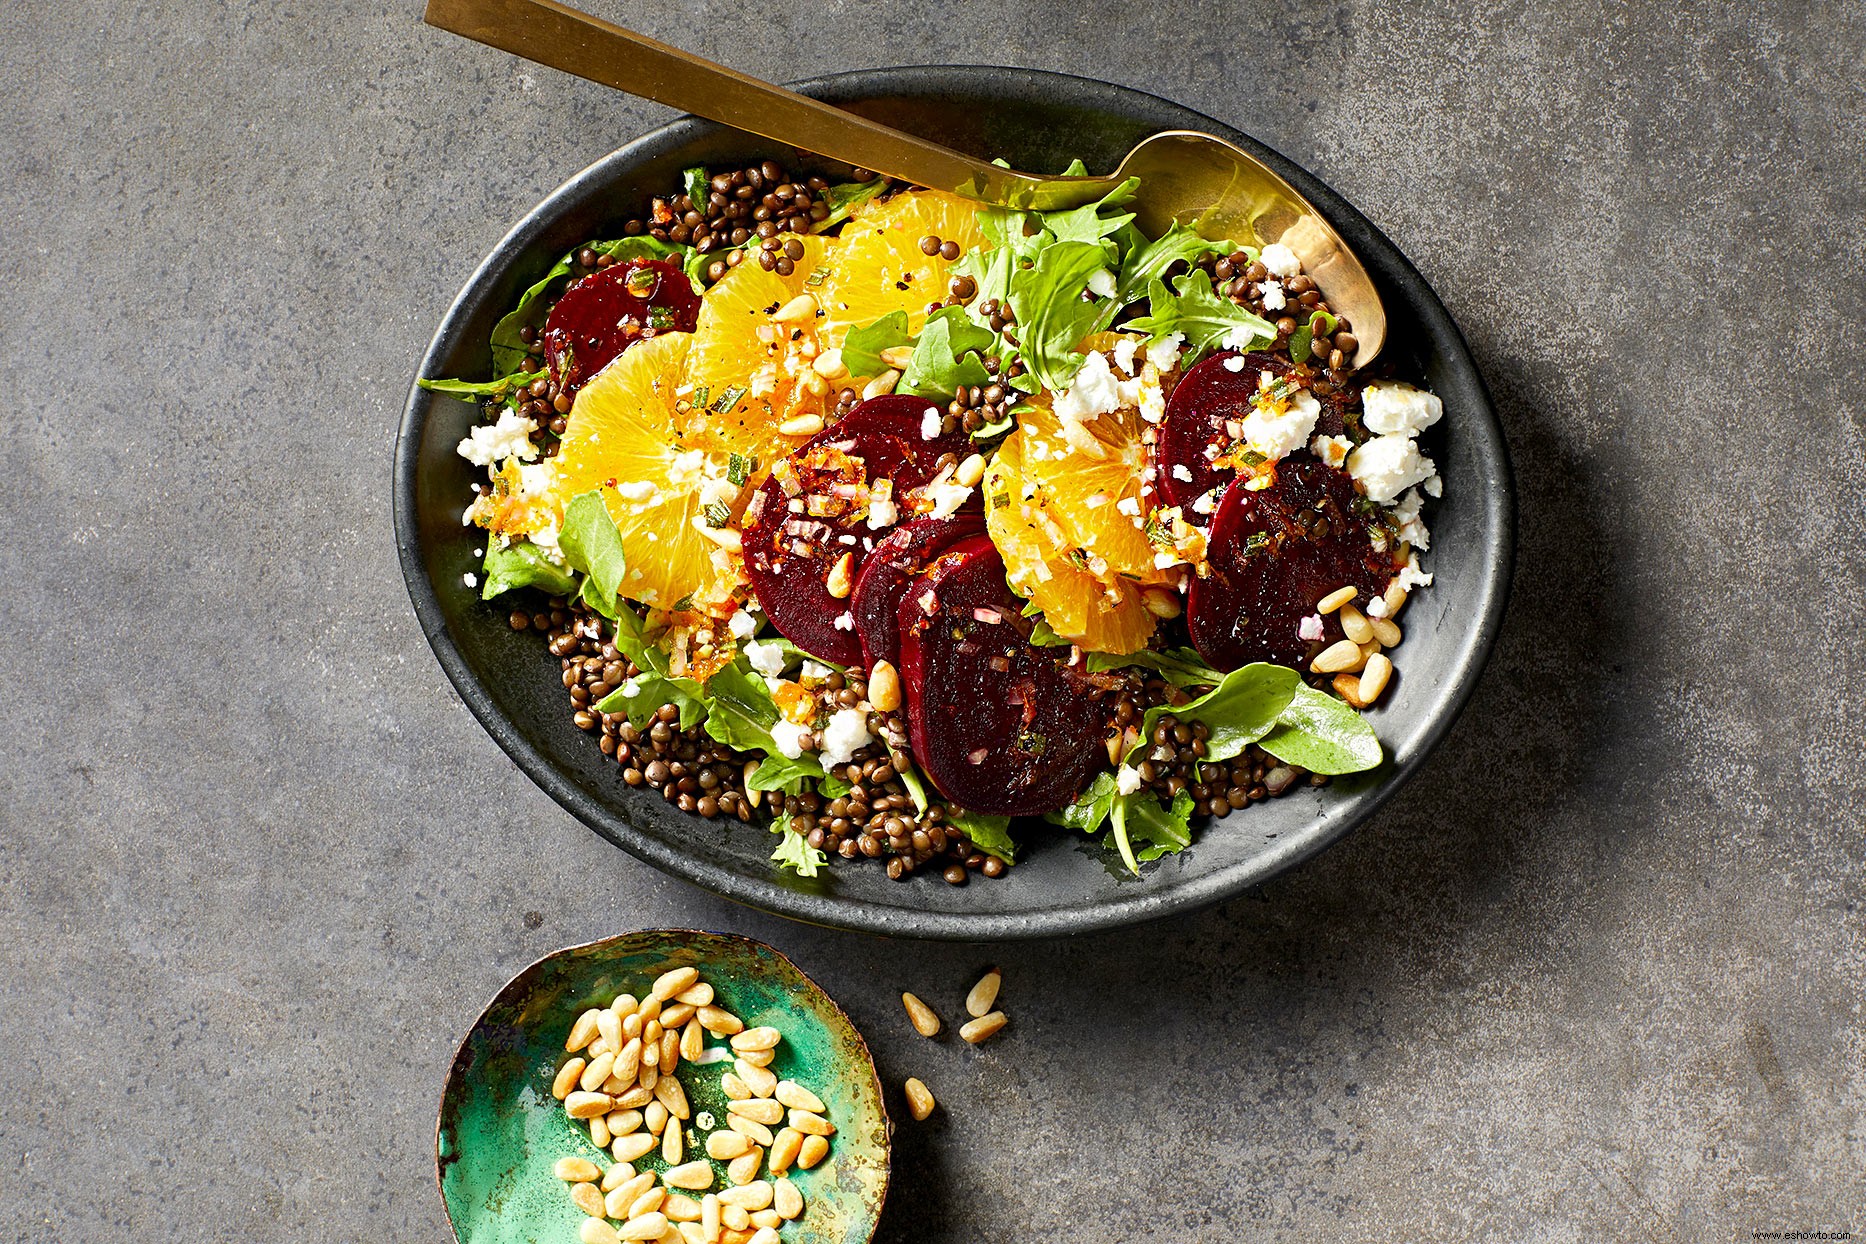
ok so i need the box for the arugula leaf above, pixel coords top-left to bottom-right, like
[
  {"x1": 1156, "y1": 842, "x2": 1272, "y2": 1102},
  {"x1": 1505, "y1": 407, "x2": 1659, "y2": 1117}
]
[
  {"x1": 701, "y1": 661, "x2": 825, "y2": 780},
  {"x1": 819, "y1": 178, "x2": 888, "y2": 230},
  {"x1": 418, "y1": 368, "x2": 546, "y2": 401},
  {"x1": 947, "y1": 810, "x2": 1016, "y2": 862},
  {"x1": 488, "y1": 236, "x2": 688, "y2": 374},
  {"x1": 818, "y1": 773, "x2": 853, "y2": 798},
  {"x1": 1086, "y1": 647, "x2": 1224, "y2": 688},
  {"x1": 1042, "y1": 179, "x2": 1138, "y2": 249},
  {"x1": 768, "y1": 815, "x2": 827, "y2": 877},
  {"x1": 1110, "y1": 788, "x2": 1194, "y2": 871},
  {"x1": 1047, "y1": 770, "x2": 1117, "y2": 833},
  {"x1": 1124, "y1": 270, "x2": 1277, "y2": 364},
  {"x1": 952, "y1": 242, "x2": 1016, "y2": 314},
  {"x1": 558, "y1": 491, "x2": 630, "y2": 620},
  {"x1": 747, "y1": 754, "x2": 818, "y2": 796},
  {"x1": 1125, "y1": 662, "x2": 1299, "y2": 768},
  {"x1": 1116, "y1": 222, "x2": 1231, "y2": 303},
  {"x1": 681, "y1": 165, "x2": 710, "y2": 205},
  {"x1": 1007, "y1": 240, "x2": 1119, "y2": 393},
  {"x1": 896, "y1": 765, "x2": 931, "y2": 815},
  {"x1": 1258, "y1": 684, "x2": 1384, "y2": 775},
  {"x1": 479, "y1": 540, "x2": 575, "y2": 601},
  {"x1": 900, "y1": 306, "x2": 994, "y2": 401},
  {"x1": 840, "y1": 311, "x2": 912, "y2": 378}
]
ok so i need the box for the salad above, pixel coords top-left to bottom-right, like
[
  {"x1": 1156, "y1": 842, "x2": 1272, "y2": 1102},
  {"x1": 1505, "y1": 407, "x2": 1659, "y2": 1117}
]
[{"x1": 425, "y1": 158, "x2": 1443, "y2": 883}]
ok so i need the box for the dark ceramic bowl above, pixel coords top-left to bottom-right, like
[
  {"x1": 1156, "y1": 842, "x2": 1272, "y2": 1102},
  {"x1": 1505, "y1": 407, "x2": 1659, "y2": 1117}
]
[{"x1": 395, "y1": 67, "x2": 1514, "y2": 940}]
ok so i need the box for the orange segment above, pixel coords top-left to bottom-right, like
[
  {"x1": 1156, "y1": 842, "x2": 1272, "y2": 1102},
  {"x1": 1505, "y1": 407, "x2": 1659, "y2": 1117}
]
[
  {"x1": 817, "y1": 191, "x2": 985, "y2": 344},
  {"x1": 681, "y1": 235, "x2": 831, "y2": 468},
  {"x1": 550, "y1": 331, "x2": 745, "y2": 616}
]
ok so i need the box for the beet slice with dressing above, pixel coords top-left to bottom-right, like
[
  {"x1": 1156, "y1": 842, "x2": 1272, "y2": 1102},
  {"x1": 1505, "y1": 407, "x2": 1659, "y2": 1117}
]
[
  {"x1": 742, "y1": 395, "x2": 974, "y2": 666},
  {"x1": 1186, "y1": 457, "x2": 1405, "y2": 671},
  {"x1": 850, "y1": 514, "x2": 987, "y2": 671},
  {"x1": 897, "y1": 536, "x2": 1109, "y2": 817},
  {"x1": 541, "y1": 259, "x2": 701, "y2": 396},
  {"x1": 1156, "y1": 350, "x2": 1361, "y2": 513}
]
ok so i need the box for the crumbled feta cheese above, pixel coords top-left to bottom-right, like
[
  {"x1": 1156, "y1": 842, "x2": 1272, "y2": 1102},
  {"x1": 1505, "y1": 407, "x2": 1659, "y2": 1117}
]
[
  {"x1": 818, "y1": 707, "x2": 873, "y2": 768},
  {"x1": 455, "y1": 408, "x2": 538, "y2": 467},
  {"x1": 798, "y1": 660, "x2": 830, "y2": 681},
  {"x1": 1153, "y1": 550, "x2": 1183, "y2": 569},
  {"x1": 1390, "y1": 487, "x2": 1431, "y2": 550},
  {"x1": 1052, "y1": 351, "x2": 1122, "y2": 423},
  {"x1": 831, "y1": 611, "x2": 854, "y2": 631},
  {"x1": 1240, "y1": 390, "x2": 1321, "y2": 461},
  {"x1": 1111, "y1": 336, "x2": 1141, "y2": 376},
  {"x1": 1424, "y1": 474, "x2": 1443, "y2": 498},
  {"x1": 745, "y1": 639, "x2": 788, "y2": 678},
  {"x1": 1396, "y1": 556, "x2": 1433, "y2": 591},
  {"x1": 922, "y1": 465, "x2": 974, "y2": 519},
  {"x1": 1258, "y1": 280, "x2": 1286, "y2": 311},
  {"x1": 1115, "y1": 496, "x2": 1141, "y2": 517},
  {"x1": 1222, "y1": 355, "x2": 1246, "y2": 373},
  {"x1": 1137, "y1": 371, "x2": 1166, "y2": 425},
  {"x1": 769, "y1": 719, "x2": 807, "y2": 759},
  {"x1": 1260, "y1": 242, "x2": 1301, "y2": 278},
  {"x1": 1086, "y1": 267, "x2": 1117, "y2": 299},
  {"x1": 1191, "y1": 490, "x2": 1217, "y2": 516},
  {"x1": 1116, "y1": 766, "x2": 1143, "y2": 795},
  {"x1": 1220, "y1": 324, "x2": 1264, "y2": 353},
  {"x1": 1366, "y1": 597, "x2": 1389, "y2": 619},
  {"x1": 517, "y1": 461, "x2": 555, "y2": 497},
  {"x1": 866, "y1": 494, "x2": 899, "y2": 530},
  {"x1": 668, "y1": 448, "x2": 707, "y2": 489},
  {"x1": 698, "y1": 475, "x2": 740, "y2": 508},
  {"x1": 463, "y1": 572, "x2": 478, "y2": 588},
  {"x1": 919, "y1": 406, "x2": 941, "y2": 440},
  {"x1": 1299, "y1": 613, "x2": 1326, "y2": 641},
  {"x1": 1144, "y1": 332, "x2": 1184, "y2": 373},
  {"x1": 1171, "y1": 464, "x2": 1193, "y2": 482},
  {"x1": 1347, "y1": 435, "x2": 1436, "y2": 504},
  {"x1": 1361, "y1": 380, "x2": 1444, "y2": 437},
  {"x1": 530, "y1": 523, "x2": 565, "y2": 563},
  {"x1": 727, "y1": 609, "x2": 757, "y2": 639},
  {"x1": 1311, "y1": 434, "x2": 1353, "y2": 468},
  {"x1": 615, "y1": 479, "x2": 655, "y2": 502}
]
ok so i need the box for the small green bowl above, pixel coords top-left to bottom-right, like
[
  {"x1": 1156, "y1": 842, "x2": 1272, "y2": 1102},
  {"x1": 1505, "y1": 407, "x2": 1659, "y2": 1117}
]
[{"x1": 437, "y1": 930, "x2": 891, "y2": 1243}]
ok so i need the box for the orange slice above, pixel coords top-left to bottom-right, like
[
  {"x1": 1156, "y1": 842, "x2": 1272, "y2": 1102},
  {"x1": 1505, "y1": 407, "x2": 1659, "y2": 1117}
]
[
  {"x1": 550, "y1": 331, "x2": 744, "y2": 616},
  {"x1": 817, "y1": 190, "x2": 985, "y2": 345}
]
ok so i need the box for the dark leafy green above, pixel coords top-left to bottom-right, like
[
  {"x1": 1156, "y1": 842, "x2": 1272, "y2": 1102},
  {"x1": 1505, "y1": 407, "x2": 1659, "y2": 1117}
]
[
  {"x1": 840, "y1": 311, "x2": 912, "y2": 379},
  {"x1": 900, "y1": 307, "x2": 994, "y2": 401},
  {"x1": 1259, "y1": 684, "x2": 1384, "y2": 774},
  {"x1": 479, "y1": 540, "x2": 575, "y2": 601},
  {"x1": 1116, "y1": 222, "x2": 1230, "y2": 303},
  {"x1": 768, "y1": 815, "x2": 827, "y2": 877},
  {"x1": 1007, "y1": 240, "x2": 1118, "y2": 393},
  {"x1": 418, "y1": 369, "x2": 546, "y2": 401},
  {"x1": 558, "y1": 491, "x2": 630, "y2": 621},
  {"x1": 1086, "y1": 647, "x2": 1224, "y2": 688},
  {"x1": 1125, "y1": 662, "x2": 1300, "y2": 768},
  {"x1": 819, "y1": 178, "x2": 888, "y2": 229},
  {"x1": 1124, "y1": 270, "x2": 1276, "y2": 363},
  {"x1": 947, "y1": 810, "x2": 1015, "y2": 862}
]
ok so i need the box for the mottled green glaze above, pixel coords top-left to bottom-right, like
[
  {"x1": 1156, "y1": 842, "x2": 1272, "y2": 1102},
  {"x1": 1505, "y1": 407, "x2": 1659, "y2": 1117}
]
[{"x1": 437, "y1": 930, "x2": 890, "y2": 1243}]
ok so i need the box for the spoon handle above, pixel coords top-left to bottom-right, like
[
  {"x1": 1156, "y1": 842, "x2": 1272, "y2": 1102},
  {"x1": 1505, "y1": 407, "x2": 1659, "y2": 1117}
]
[{"x1": 425, "y1": 0, "x2": 1035, "y2": 201}]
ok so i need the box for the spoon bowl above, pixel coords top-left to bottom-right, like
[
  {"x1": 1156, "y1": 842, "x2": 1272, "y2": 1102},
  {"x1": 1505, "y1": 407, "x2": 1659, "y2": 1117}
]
[{"x1": 437, "y1": 930, "x2": 891, "y2": 1243}]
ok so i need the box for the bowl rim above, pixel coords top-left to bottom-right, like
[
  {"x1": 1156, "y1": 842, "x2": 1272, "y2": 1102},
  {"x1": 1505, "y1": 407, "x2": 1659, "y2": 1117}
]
[
  {"x1": 434, "y1": 928, "x2": 891, "y2": 1242},
  {"x1": 394, "y1": 64, "x2": 1515, "y2": 941}
]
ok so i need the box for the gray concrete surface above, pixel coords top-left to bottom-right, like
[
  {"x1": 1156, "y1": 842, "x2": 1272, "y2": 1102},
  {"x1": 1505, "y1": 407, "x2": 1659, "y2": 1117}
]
[{"x1": 3, "y1": 1, "x2": 1861, "y2": 1239}]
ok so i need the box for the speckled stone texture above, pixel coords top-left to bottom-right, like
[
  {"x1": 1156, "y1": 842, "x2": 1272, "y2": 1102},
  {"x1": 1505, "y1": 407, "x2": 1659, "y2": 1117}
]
[{"x1": 3, "y1": 1, "x2": 1861, "y2": 1239}]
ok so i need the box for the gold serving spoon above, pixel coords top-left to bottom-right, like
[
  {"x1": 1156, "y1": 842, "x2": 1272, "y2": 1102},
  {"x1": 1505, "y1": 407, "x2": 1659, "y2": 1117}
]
[{"x1": 424, "y1": 0, "x2": 1387, "y2": 367}]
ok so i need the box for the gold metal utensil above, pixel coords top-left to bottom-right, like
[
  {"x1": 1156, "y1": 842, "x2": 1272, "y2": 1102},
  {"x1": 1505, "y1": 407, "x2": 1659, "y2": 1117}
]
[{"x1": 423, "y1": 0, "x2": 1387, "y2": 366}]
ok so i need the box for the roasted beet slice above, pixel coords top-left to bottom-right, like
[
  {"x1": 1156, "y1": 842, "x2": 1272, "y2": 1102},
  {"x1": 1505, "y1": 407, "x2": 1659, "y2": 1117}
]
[
  {"x1": 742, "y1": 395, "x2": 974, "y2": 666},
  {"x1": 850, "y1": 514, "x2": 987, "y2": 671},
  {"x1": 1187, "y1": 458, "x2": 1405, "y2": 670},
  {"x1": 541, "y1": 259, "x2": 701, "y2": 395},
  {"x1": 1156, "y1": 351, "x2": 1364, "y2": 512},
  {"x1": 897, "y1": 536, "x2": 1109, "y2": 817}
]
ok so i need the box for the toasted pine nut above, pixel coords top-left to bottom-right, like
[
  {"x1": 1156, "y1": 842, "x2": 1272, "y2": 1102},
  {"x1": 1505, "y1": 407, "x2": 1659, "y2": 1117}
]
[
  {"x1": 579, "y1": 1050, "x2": 616, "y2": 1093},
  {"x1": 610, "y1": 992, "x2": 639, "y2": 1018},
  {"x1": 623, "y1": 1012, "x2": 644, "y2": 1041},
  {"x1": 674, "y1": 981, "x2": 714, "y2": 1006},
  {"x1": 735, "y1": 1047, "x2": 775, "y2": 1068},
  {"x1": 748, "y1": 1228, "x2": 781, "y2": 1244},
  {"x1": 555, "y1": 1155, "x2": 602, "y2": 1182},
  {"x1": 727, "y1": 1097, "x2": 783, "y2": 1125},
  {"x1": 601, "y1": 1162, "x2": 637, "y2": 1193},
  {"x1": 965, "y1": 968, "x2": 1001, "y2": 1018},
  {"x1": 638, "y1": 1064, "x2": 659, "y2": 1092},
  {"x1": 618, "y1": 1213, "x2": 668, "y2": 1241},
  {"x1": 605, "y1": 1172, "x2": 650, "y2": 1217},
  {"x1": 570, "y1": 1180, "x2": 606, "y2": 1216},
  {"x1": 661, "y1": 1028, "x2": 681, "y2": 1073},
  {"x1": 656, "y1": 1075, "x2": 691, "y2": 1121},
  {"x1": 565, "y1": 1091, "x2": 615, "y2": 1119},
  {"x1": 664, "y1": 1159, "x2": 715, "y2": 1191},
  {"x1": 597, "y1": 1009, "x2": 623, "y2": 1048},
  {"x1": 611, "y1": 1131, "x2": 657, "y2": 1162},
  {"x1": 787, "y1": 1109, "x2": 834, "y2": 1137},
  {"x1": 589, "y1": 1112, "x2": 611, "y2": 1149},
  {"x1": 879, "y1": 344, "x2": 916, "y2": 369},
  {"x1": 1339, "y1": 604, "x2": 1373, "y2": 645},
  {"x1": 701, "y1": 1194, "x2": 721, "y2": 1241},
  {"x1": 825, "y1": 552, "x2": 854, "y2": 599},
  {"x1": 1332, "y1": 673, "x2": 1369, "y2": 708},
  {"x1": 663, "y1": 1193, "x2": 702, "y2": 1223},
  {"x1": 1359, "y1": 652, "x2": 1393, "y2": 702},
  {"x1": 720, "y1": 1072, "x2": 752, "y2": 1101},
  {"x1": 959, "y1": 1010, "x2": 1008, "y2": 1044},
  {"x1": 698, "y1": 523, "x2": 743, "y2": 551},
  {"x1": 722, "y1": 1204, "x2": 751, "y2": 1232},
  {"x1": 1311, "y1": 639, "x2": 1362, "y2": 674},
  {"x1": 730, "y1": 1027, "x2": 782, "y2": 1053},
  {"x1": 698, "y1": 1006, "x2": 743, "y2": 1035},
  {"x1": 707, "y1": 1130, "x2": 753, "y2": 1161},
  {"x1": 811, "y1": 347, "x2": 847, "y2": 378},
  {"x1": 662, "y1": 1117, "x2": 683, "y2": 1164},
  {"x1": 778, "y1": 413, "x2": 825, "y2": 437},
  {"x1": 1370, "y1": 616, "x2": 1402, "y2": 648},
  {"x1": 600, "y1": 1073, "x2": 629, "y2": 1096},
  {"x1": 680, "y1": 1018, "x2": 704, "y2": 1063},
  {"x1": 767, "y1": 1127, "x2": 803, "y2": 1175},
  {"x1": 904, "y1": 1077, "x2": 937, "y2": 1121},
  {"x1": 862, "y1": 369, "x2": 900, "y2": 400},
  {"x1": 900, "y1": 990, "x2": 943, "y2": 1037},
  {"x1": 638, "y1": 995, "x2": 662, "y2": 1024},
  {"x1": 608, "y1": 1108, "x2": 643, "y2": 1137},
  {"x1": 719, "y1": 1179, "x2": 772, "y2": 1210},
  {"x1": 797, "y1": 1134, "x2": 829, "y2": 1170},
  {"x1": 580, "y1": 1219, "x2": 621, "y2": 1244},
  {"x1": 1318, "y1": 585, "x2": 1357, "y2": 613},
  {"x1": 868, "y1": 660, "x2": 902, "y2": 712},
  {"x1": 727, "y1": 1114, "x2": 774, "y2": 1146},
  {"x1": 774, "y1": 1081, "x2": 824, "y2": 1113},
  {"x1": 727, "y1": 1150, "x2": 763, "y2": 1186},
  {"x1": 589, "y1": 1035, "x2": 615, "y2": 1061},
  {"x1": 614, "y1": 1083, "x2": 653, "y2": 1109},
  {"x1": 735, "y1": 1059, "x2": 777, "y2": 1098},
  {"x1": 645, "y1": 1101, "x2": 668, "y2": 1135},
  {"x1": 568, "y1": 1008, "x2": 603, "y2": 1052},
  {"x1": 752, "y1": 1208, "x2": 782, "y2": 1230},
  {"x1": 772, "y1": 293, "x2": 817, "y2": 323},
  {"x1": 741, "y1": 765, "x2": 763, "y2": 809},
  {"x1": 1141, "y1": 585, "x2": 1183, "y2": 619},
  {"x1": 955, "y1": 452, "x2": 986, "y2": 488},
  {"x1": 628, "y1": 1187, "x2": 667, "y2": 1220},
  {"x1": 553, "y1": 1058, "x2": 587, "y2": 1100},
  {"x1": 773, "y1": 1176, "x2": 804, "y2": 1220},
  {"x1": 1105, "y1": 731, "x2": 1125, "y2": 765},
  {"x1": 1383, "y1": 581, "x2": 1409, "y2": 616},
  {"x1": 661, "y1": 1002, "x2": 697, "y2": 1029}
]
